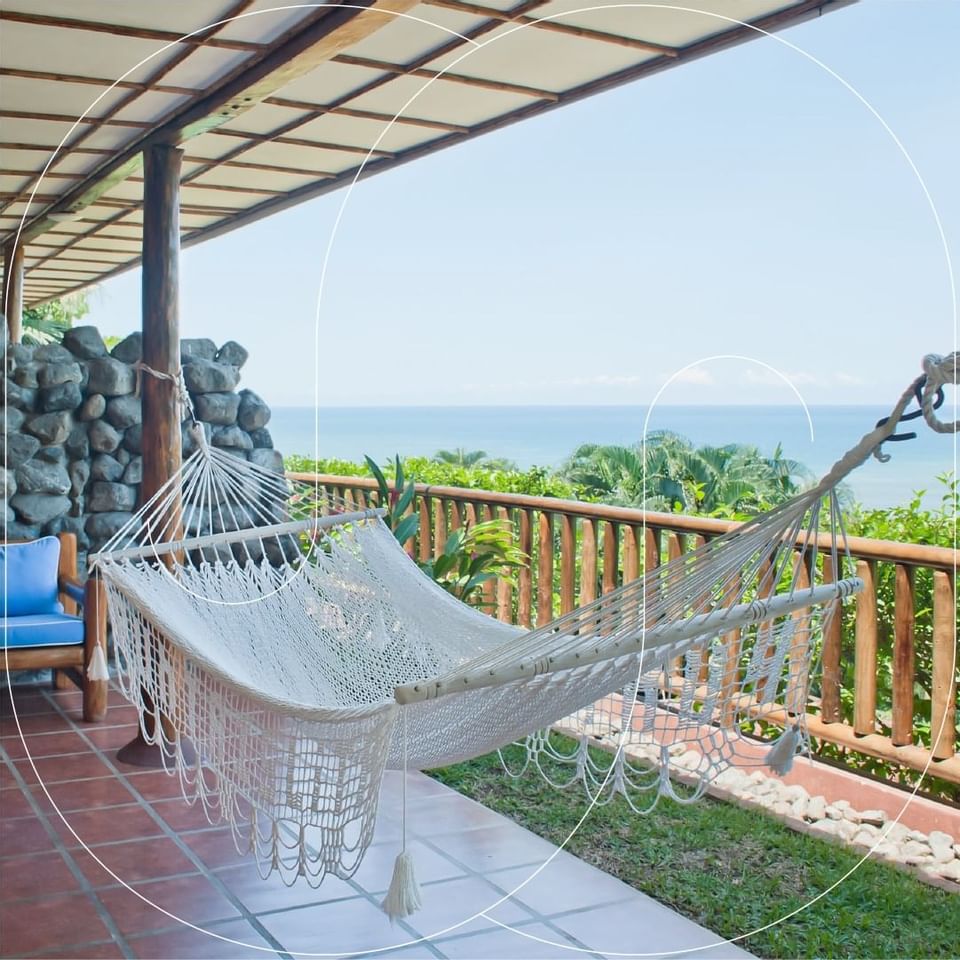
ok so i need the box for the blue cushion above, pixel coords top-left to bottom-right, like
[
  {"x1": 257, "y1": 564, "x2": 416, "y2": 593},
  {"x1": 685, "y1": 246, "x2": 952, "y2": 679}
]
[
  {"x1": 0, "y1": 537, "x2": 64, "y2": 617},
  {"x1": 1, "y1": 614, "x2": 84, "y2": 648}
]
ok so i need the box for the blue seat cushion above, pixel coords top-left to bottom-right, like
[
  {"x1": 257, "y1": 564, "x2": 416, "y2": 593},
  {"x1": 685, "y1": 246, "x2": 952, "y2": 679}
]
[
  {"x1": 1, "y1": 614, "x2": 84, "y2": 648},
  {"x1": 0, "y1": 537, "x2": 64, "y2": 617}
]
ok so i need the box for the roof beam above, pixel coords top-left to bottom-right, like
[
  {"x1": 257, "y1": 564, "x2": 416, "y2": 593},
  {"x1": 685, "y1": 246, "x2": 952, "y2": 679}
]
[
  {"x1": 421, "y1": 0, "x2": 680, "y2": 56},
  {"x1": 8, "y1": 0, "x2": 420, "y2": 247}
]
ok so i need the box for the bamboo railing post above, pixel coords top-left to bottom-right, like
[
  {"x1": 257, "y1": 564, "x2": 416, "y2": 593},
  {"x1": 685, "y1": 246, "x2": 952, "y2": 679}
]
[
  {"x1": 931, "y1": 570, "x2": 956, "y2": 761},
  {"x1": 559, "y1": 514, "x2": 576, "y2": 615},
  {"x1": 719, "y1": 573, "x2": 742, "y2": 727},
  {"x1": 537, "y1": 511, "x2": 554, "y2": 626},
  {"x1": 518, "y1": 509, "x2": 533, "y2": 627},
  {"x1": 418, "y1": 497, "x2": 432, "y2": 563},
  {"x1": 602, "y1": 521, "x2": 620, "y2": 595},
  {"x1": 787, "y1": 550, "x2": 813, "y2": 714},
  {"x1": 496, "y1": 505, "x2": 513, "y2": 622},
  {"x1": 892, "y1": 563, "x2": 915, "y2": 746},
  {"x1": 622, "y1": 525, "x2": 640, "y2": 583},
  {"x1": 433, "y1": 498, "x2": 448, "y2": 558},
  {"x1": 853, "y1": 559, "x2": 878, "y2": 737},
  {"x1": 480, "y1": 504, "x2": 497, "y2": 611},
  {"x1": 820, "y1": 555, "x2": 843, "y2": 724},
  {"x1": 581, "y1": 518, "x2": 598, "y2": 606}
]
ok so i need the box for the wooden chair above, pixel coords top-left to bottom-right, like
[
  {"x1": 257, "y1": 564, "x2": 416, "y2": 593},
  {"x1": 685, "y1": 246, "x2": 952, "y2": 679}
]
[{"x1": 1, "y1": 532, "x2": 108, "y2": 722}]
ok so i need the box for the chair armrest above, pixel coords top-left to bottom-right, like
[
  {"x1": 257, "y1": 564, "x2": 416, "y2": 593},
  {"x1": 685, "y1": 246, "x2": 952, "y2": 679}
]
[{"x1": 59, "y1": 575, "x2": 86, "y2": 607}]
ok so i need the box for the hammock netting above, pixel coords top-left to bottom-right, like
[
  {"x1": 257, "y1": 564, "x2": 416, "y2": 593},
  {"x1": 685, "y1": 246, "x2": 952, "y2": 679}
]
[{"x1": 88, "y1": 353, "x2": 956, "y2": 906}]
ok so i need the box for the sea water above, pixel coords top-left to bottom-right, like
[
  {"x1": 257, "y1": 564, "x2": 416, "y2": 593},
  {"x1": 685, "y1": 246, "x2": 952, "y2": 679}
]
[{"x1": 269, "y1": 405, "x2": 956, "y2": 509}]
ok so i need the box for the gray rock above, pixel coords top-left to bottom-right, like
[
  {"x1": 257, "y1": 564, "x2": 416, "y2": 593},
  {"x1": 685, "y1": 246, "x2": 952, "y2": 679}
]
[
  {"x1": 78, "y1": 393, "x2": 106, "y2": 421},
  {"x1": 64, "y1": 425, "x2": 89, "y2": 460},
  {"x1": 4, "y1": 520, "x2": 40, "y2": 540},
  {"x1": 237, "y1": 390, "x2": 270, "y2": 431},
  {"x1": 88, "y1": 481, "x2": 137, "y2": 513},
  {"x1": 180, "y1": 338, "x2": 218, "y2": 363},
  {"x1": 16, "y1": 459, "x2": 71, "y2": 496},
  {"x1": 929, "y1": 830, "x2": 955, "y2": 862},
  {"x1": 5, "y1": 433, "x2": 41, "y2": 468},
  {"x1": 183, "y1": 360, "x2": 240, "y2": 394},
  {"x1": 115, "y1": 447, "x2": 131, "y2": 466},
  {"x1": 936, "y1": 860, "x2": 960, "y2": 882},
  {"x1": 33, "y1": 343, "x2": 73, "y2": 363},
  {"x1": 86, "y1": 357, "x2": 136, "y2": 396},
  {"x1": 111, "y1": 332, "x2": 142, "y2": 364},
  {"x1": 3, "y1": 407, "x2": 25, "y2": 432},
  {"x1": 90, "y1": 454, "x2": 124, "y2": 482},
  {"x1": 88, "y1": 419, "x2": 121, "y2": 454},
  {"x1": 5, "y1": 379, "x2": 36, "y2": 410},
  {"x1": 105, "y1": 395, "x2": 142, "y2": 430},
  {"x1": 85, "y1": 511, "x2": 134, "y2": 543},
  {"x1": 211, "y1": 424, "x2": 253, "y2": 450},
  {"x1": 901, "y1": 839, "x2": 929, "y2": 859},
  {"x1": 1, "y1": 467, "x2": 16, "y2": 499},
  {"x1": 215, "y1": 340, "x2": 248, "y2": 368},
  {"x1": 805, "y1": 796, "x2": 827, "y2": 822},
  {"x1": 9, "y1": 342, "x2": 35, "y2": 365},
  {"x1": 10, "y1": 493, "x2": 70, "y2": 525},
  {"x1": 39, "y1": 381, "x2": 82, "y2": 412},
  {"x1": 35, "y1": 446, "x2": 67, "y2": 466},
  {"x1": 3, "y1": 500, "x2": 13, "y2": 525},
  {"x1": 62, "y1": 325, "x2": 107, "y2": 360},
  {"x1": 69, "y1": 461, "x2": 90, "y2": 497},
  {"x1": 249, "y1": 448, "x2": 283, "y2": 474},
  {"x1": 122, "y1": 456, "x2": 143, "y2": 485},
  {"x1": 123, "y1": 423, "x2": 142, "y2": 454},
  {"x1": 248, "y1": 427, "x2": 273, "y2": 449},
  {"x1": 37, "y1": 362, "x2": 82, "y2": 388},
  {"x1": 25, "y1": 411, "x2": 72, "y2": 445},
  {"x1": 45, "y1": 515, "x2": 89, "y2": 549},
  {"x1": 859, "y1": 809, "x2": 887, "y2": 827},
  {"x1": 193, "y1": 391, "x2": 240, "y2": 425},
  {"x1": 13, "y1": 362, "x2": 40, "y2": 388}
]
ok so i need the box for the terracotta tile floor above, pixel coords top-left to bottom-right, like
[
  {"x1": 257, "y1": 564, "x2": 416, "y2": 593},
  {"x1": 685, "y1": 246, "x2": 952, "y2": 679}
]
[{"x1": 0, "y1": 683, "x2": 750, "y2": 959}]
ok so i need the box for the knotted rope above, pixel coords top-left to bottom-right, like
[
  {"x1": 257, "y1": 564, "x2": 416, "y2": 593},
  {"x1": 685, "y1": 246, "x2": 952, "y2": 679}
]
[
  {"x1": 133, "y1": 361, "x2": 205, "y2": 449},
  {"x1": 921, "y1": 351, "x2": 959, "y2": 434}
]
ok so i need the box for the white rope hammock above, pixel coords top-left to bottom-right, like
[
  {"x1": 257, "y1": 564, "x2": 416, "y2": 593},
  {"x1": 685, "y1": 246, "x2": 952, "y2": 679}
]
[{"x1": 90, "y1": 352, "x2": 957, "y2": 918}]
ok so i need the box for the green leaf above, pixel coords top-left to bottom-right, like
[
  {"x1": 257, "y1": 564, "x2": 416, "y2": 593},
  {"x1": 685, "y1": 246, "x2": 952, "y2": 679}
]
[
  {"x1": 393, "y1": 514, "x2": 419, "y2": 545},
  {"x1": 364, "y1": 455, "x2": 390, "y2": 504}
]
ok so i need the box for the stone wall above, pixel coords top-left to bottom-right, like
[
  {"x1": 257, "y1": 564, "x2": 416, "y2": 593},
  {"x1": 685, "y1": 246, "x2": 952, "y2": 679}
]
[{"x1": 2, "y1": 325, "x2": 282, "y2": 554}]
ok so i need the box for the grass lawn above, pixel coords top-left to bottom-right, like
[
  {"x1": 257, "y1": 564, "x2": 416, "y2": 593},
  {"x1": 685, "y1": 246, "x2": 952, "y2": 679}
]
[{"x1": 431, "y1": 742, "x2": 960, "y2": 959}]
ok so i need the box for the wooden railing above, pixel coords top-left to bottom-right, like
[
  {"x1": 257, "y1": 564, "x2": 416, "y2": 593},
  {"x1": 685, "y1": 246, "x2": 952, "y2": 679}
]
[{"x1": 290, "y1": 472, "x2": 960, "y2": 785}]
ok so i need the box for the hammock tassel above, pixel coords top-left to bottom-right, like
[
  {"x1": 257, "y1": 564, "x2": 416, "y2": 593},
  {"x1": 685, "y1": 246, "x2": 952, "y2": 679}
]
[
  {"x1": 86, "y1": 644, "x2": 110, "y2": 682},
  {"x1": 381, "y1": 849, "x2": 422, "y2": 921},
  {"x1": 765, "y1": 723, "x2": 802, "y2": 776}
]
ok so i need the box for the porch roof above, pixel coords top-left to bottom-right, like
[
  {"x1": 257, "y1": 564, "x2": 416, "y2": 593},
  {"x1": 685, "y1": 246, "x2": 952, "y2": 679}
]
[{"x1": 0, "y1": 0, "x2": 853, "y2": 306}]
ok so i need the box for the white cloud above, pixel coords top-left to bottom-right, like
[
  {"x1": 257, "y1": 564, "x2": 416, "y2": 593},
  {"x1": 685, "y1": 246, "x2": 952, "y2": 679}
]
[{"x1": 670, "y1": 367, "x2": 715, "y2": 386}]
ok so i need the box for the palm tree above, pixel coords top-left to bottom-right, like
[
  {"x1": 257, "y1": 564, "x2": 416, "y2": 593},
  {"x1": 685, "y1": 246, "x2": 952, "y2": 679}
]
[
  {"x1": 433, "y1": 448, "x2": 517, "y2": 470},
  {"x1": 561, "y1": 433, "x2": 814, "y2": 515}
]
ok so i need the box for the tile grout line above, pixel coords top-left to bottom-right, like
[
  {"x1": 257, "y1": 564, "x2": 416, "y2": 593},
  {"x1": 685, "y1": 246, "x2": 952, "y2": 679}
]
[
  {"x1": 412, "y1": 828, "x2": 606, "y2": 959},
  {"x1": 0, "y1": 740, "x2": 137, "y2": 960},
  {"x1": 38, "y1": 686, "x2": 296, "y2": 960}
]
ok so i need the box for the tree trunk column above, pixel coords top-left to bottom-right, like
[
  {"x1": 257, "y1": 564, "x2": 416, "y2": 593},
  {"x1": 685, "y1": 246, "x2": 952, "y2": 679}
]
[
  {"x1": 3, "y1": 240, "x2": 24, "y2": 344},
  {"x1": 117, "y1": 142, "x2": 184, "y2": 768}
]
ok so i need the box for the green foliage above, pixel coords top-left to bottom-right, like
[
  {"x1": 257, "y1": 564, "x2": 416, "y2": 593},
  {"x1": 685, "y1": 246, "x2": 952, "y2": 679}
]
[
  {"x1": 285, "y1": 454, "x2": 577, "y2": 499},
  {"x1": 433, "y1": 447, "x2": 518, "y2": 470},
  {"x1": 813, "y1": 472, "x2": 959, "y2": 799},
  {"x1": 561, "y1": 432, "x2": 814, "y2": 514},
  {"x1": 21, "y1": 292, "x2": 89, "y2": 345},
  {"x1": 353, "y1": 454, "x2": 528, "y2": 608},
  {"x1": 432, "y1": 737, "x2": 960, "y2": 960}
]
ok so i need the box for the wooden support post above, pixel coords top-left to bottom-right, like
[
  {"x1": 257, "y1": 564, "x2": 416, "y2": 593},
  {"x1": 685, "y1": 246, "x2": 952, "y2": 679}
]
[
  {"x1": 82, "y1": 575, "x2": 109, "y2": 723},
  {"x1": 853, "y1": 559, "x2": 878, "y2": 737},
  {"x1": 117, "y1": 142, "x2": 184, "y2": 769},
  {"x1": 537, "y1": 511, "x2": 554, "y2": 627},
  {"x1": 517, "y1": 509, "x2": 533, "y2": 628},
  {"x1": 580, "y1": 518, "x2": 598, "y2": 606},
  {"x1": 891, "y1": 564, "x2": 915, "y2": 746},
  {"x1": 495, "y1": 506, "x2": 513, "y2": 623},
  {"x1": 931, "y1": 570, "x2": 956, "y2": 761},
  {"x1": 819, "y1": 555, "x2": 843, "y2": 724},
  {"x1": 2, "y1": 240, "x2": 24, "y2": 344},
  {"x1": 559, "y1": 514, "x2": 576, "y2": 615}
]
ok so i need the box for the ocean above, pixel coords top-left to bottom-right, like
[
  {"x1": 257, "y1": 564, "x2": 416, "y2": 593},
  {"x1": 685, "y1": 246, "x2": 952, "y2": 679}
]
[{"x1": 268, "y1": 405, "x2": 956, "y2": 510}]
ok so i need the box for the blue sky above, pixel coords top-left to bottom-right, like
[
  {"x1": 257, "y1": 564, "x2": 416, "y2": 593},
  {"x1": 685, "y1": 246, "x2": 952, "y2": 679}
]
[{"x1": 84, "y1": 0, "x2": 959, "y2": 408}]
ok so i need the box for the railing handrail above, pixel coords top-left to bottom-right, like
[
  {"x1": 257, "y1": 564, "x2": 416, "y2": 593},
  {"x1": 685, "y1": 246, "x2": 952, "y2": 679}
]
[{"x1": 287, "y1": 472, "x2": 959, "y2": 570}]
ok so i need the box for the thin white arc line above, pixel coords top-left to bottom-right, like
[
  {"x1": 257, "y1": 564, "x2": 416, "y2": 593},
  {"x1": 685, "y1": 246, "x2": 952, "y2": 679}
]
[{"x1": 6, "y1": 1, "x2": 956, "y2": 956}]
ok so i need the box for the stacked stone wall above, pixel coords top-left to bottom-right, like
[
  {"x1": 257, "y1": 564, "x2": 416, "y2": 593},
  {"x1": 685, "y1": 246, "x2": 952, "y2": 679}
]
[{"x1": 2, "y1": 325, "x2": 281, "y2": 554}]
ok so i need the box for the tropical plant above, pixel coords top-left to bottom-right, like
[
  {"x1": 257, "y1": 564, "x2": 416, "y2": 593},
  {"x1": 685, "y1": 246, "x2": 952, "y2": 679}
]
[
  {"x1": 21, "y1": 292, "x2": 89, "y2": 345},
  {"x1": 361, "y1": 454, "x2": 527, "y2": 607},
  {"x1": 433, "y1": 448, "x2": 518, "y2": 471},
  {"x1": 561, "y1": 432, "x2": 814, "y2": 515}
]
